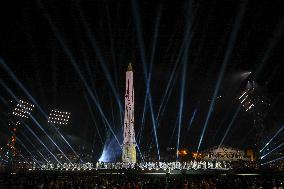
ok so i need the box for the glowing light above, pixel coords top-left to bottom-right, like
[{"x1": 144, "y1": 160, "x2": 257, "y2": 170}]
[
  {"x1": 48, "y1": 109, "x2": 70, "y2": 125},
  {"x1": 240, "y1": 95, "x2": 248, "y2": 104},
  {"x1": 21, "y1": 122, "x2": 62, "y2": 164},
  {"x1": 239, "y1": 91, "x2": 247, "y2": 99},
  {"x1": 197, "y1": 0, "x2": 247, "y2": 153},
  {"x1": 187, "y1": 106, "x2": 198, "y2": 132},
  {"x1": 99, "y1": 130, "x2": 123, "y2": 163},
  {"x1": 131, "y1": 0, "x2": 161, "y2": 160},
  {"x1": 40, "y1": 161, "x2": 231, "y2": 171},
  {"x1": 177, "y1": 150, "x2": 188, "y2": 155},
  {"x1": 176, "y1": 5, "x2": 194, "y2": 159},
  {"x1": 12, "y1": 100, "x2": 34, "y2": 119},
  {"x1": 261, "y1": 155, "x2": 284, "y2": 166},
  {"x1": 33, "y1": 8, "x2": 121, "y2": 149},
  {"x1": 261, "y1": 141, "x2": 284, "y2": 160},
  {"x1": 260, "y1": 124, "x2": 284, "y2": 153}
]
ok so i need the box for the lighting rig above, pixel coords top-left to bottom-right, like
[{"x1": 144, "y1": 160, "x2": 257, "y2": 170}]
[
  {"x1": 47, "y1": 109, "x2": 73, "y2": 162},
  {"x1": 239, "y1": 80, "x2": 256, "y2": 112},
  {"x1": 48, "y1": 109, "x2": 71, "y2": 125},
  {"x1": 239, "y1": 80, "x2": 270, "y2": 114},
  {"x1": 12, "y1": 100, "x2": 35, "y2": 118},
  {"x1": 0, "y1": 100, "x2": 34, "y2": 162},
  {"x1": 239, "y1": 80, "x2": 271, "y2": 149}
]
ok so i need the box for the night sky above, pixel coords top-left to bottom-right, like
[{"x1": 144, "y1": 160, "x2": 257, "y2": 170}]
[{"x1": 0, "y1": 0, "x2": 283, "y2": 160}]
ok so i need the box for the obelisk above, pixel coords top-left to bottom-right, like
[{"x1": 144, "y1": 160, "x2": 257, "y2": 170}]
[{"x1": 122, "y1": 63, "x2": 137, "y2": 163}]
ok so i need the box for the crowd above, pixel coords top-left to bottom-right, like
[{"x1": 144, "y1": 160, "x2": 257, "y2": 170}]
[
  {"x1": 39, "y1": 161, "x2": 230, "y2": 171},
  {"x1": 1, "y1": 173, "x2": 284, "y2": 189}
]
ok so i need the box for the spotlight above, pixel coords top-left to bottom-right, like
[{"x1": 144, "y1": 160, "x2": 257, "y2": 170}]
[
  {"x1": 48, "y1": 109, "x2": 71, "y2": 125},
  {"x1": 12, "y1": 100, "x2": 34, "y2": 119},
  {"x1": 239, "y1": 91, "x2": 247, "y2": 99}
]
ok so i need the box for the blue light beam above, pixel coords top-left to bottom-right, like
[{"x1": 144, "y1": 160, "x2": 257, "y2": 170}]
[
  {"x1": 196, "y1": 0, "x2": 247, "y2": 152},
  {"x1": 36, "y1": 1, "x2": 121, "y2": 149},
  {"x1": 187, "y1": 106, "x2": 198, "y2": 132},
  {"x1": 261, "y1": 141, "x2": 284, "y2": 160},
  {"x1": 176, "y1": 0, "x2": 195, "y2": 159},
  {"x1": 0, "y1": 79, "x2": 62, "y2": 164},
  {"x1": 22, "y1": 122, "x2": 62, "y2": 164},
  {"x1": 0, "y1": 58, "x2": 79, "y2": 158},
  {"x1": 16, "y1": 137, "x2": 42, "y2": 166},
  {"x1": 260, "y1": 124, "x2": 284, "y2": 153},
  {"x1": 77, "y1": 4, "x2": 124, "y2": 120},
  {"x1": 218, "y1": 105, "x2": 241, "y2": 149},
  {"x1": 132, "y1": 0, "x2": 160, "y2": 160},
  {"x1": 138, "y1": 6, "x2": 161, "y2": 145},
  {"x1": 19, "y1": 132, "x2": 49, "y2": 163}
]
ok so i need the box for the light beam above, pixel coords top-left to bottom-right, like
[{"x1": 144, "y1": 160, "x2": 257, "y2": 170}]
[{"x1": 196, "y1": 0, "x2": 247, "y2": 152}]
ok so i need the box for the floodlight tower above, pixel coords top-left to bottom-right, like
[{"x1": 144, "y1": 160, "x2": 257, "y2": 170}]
[
  {"x1": 239, "y1": 80, "x2": 270, "y2": 149},
  {"x1": 122, "y1": 63, "x2": 137, "y2": 163},
  {"x1": 238, "y1": 80, "x2": 256, "y2": 112},
  {"x1": 1, "y1": 100, "x2": 34, "y2": 161},
  {"x1": 12, "y1": 100, "x2": 35, "y2": 119},
  {"x1": 48, "y1": 109, "x2": 71, "y2": 126},
  {"x1": 47, "y1": 109, "x2": 71, "y2": 161},
  {"x1": 11, "y1": 100, "x2": 34, "y2": 156}
]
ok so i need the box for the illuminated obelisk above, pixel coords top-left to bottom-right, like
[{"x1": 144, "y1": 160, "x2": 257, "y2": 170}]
[{"x1": 122, "y1": 63, "x2": 137, "y2": 163}]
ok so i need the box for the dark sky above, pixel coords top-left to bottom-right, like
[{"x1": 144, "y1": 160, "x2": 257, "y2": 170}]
[{"x1": 0, "y1": 0, "x2": 283, "y2": 159}]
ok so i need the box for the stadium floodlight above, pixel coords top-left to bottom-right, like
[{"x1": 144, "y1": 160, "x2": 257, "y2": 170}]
[
  {"x1": 240, "y1": 95, "x2": 248, "y2": 104},
  {"x1": 238, "y1": 91, "x2": 247, "y2": 100},
  {"x1": 48, "y1": 109, "x2": 71, "y2": 125},
  {"x1": 245, "y1": 103, "x2": 254, "y2": 111},
  {"x1": 12, "y1": 100, "x2": 35, "y2": 119}
]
